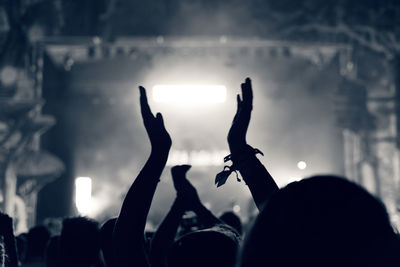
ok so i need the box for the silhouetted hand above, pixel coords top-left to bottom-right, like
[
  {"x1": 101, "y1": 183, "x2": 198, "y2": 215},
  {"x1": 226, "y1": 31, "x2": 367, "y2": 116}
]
[
  {"x1": 139, "y1": 86, "x2": 172, "y2": 153},
  {"x1": 171, "y1": 165, "x2": 201, "y2": 210},
  {"x1": 228, "y1": 78, "x2": 253, "y2": 154}
]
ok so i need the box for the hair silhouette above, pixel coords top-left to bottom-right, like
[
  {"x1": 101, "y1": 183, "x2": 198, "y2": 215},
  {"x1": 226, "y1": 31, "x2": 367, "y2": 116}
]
[
  {"x1": 45, "y1": 235, "x2": 60, "y2": 267},
  {"x1": 59, "y1": 217, "x2": 100, "y2": 267},
  {"x1": 239, "y1": 175, "x2": 400, "y2": 267},
  {"x1": 168, "y1": 224, "x2": 239, "y2": 267},
  {"x1": 220, "y1": 211, "x2": 242, "y2": 235},
  {"x1": 25, "y1": 226, "x2": 50, "y2": 263}
]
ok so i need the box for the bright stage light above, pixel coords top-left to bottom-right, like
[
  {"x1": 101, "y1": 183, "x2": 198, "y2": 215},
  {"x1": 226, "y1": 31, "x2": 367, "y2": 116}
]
[
  {"x1": 75, "y1": 177, "x2": 92, "y2": 215},
  {"x1": 152, "y1": 85, "x2": 227, "y2": 105}
]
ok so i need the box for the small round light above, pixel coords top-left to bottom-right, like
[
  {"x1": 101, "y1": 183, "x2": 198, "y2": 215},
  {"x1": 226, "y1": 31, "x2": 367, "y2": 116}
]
[
  {"x1": 27, "y1": 24, "x2": 44, "y2": 42},
  {"x1": 220, "y1": 35, "x2": 227, "y2": 44},
  {"x1": 0, "y1": 66, "x2": 18, "y2": 86},
  {"x1": 297, "y1": 161, "x2": 307, "y2": 170},
  {"x1": 233, "y1": 205, "x2": 240, "y2": 213},
  {"x1": 156, "y1": 36, "x2": 164, "y2": 44},
  {"x1": 92, "y1": 36, "x2": 102, "y2": 45}
]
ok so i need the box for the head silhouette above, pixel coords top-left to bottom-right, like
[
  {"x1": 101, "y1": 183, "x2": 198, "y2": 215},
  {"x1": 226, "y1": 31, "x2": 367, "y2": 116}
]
[
  {"x1": 59, "y1": 217, "x2": 100, "y2": 267},
  {"x1": 45, "y1": 235, "x2": 60, "y2": 267},
  {"x1": 25, "y1": 225, "x2": 50, "y2": 261},
  {"x1": 239, "y1": 175, "x2": 400, "y2": 267},
  {"x1": 100, "y1": 217, "x2": 117, "y2": 267},
  {"x1": 168, "y1": 224, "x2": 240, "y2": 267},
  {"x1": 220, "y1": 211, "x2": 242, "y2": 235}
]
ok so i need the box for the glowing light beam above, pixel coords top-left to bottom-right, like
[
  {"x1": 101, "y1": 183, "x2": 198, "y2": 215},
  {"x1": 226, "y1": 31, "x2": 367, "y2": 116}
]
[
  {"x1": 75, "y1": 177, "x2": 92, "y2": 215},
  {"x1": 152, "y1": 84, "x2": 227, "y2": 105}
]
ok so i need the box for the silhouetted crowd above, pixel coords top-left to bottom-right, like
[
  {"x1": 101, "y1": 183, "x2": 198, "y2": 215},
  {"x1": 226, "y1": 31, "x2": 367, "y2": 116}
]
[{"x1": 1, "y1": 78, "x2": 399, "y2": 267}]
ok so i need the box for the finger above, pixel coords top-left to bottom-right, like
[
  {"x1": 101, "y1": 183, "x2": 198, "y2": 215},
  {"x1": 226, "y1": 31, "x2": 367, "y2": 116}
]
[
  {"x1": 172, "y1": 165, "x2": 191, "y2": 192},
  {"x1": 139, "y1": 86, "x2": 154, "y2": 119},
  {"x1": 233, "y1": 94, "x2": 242, "y2": 122},
  {"x1": 172, "y1": 165, "x2": 186, "y2": 179},
  {"x1": 180, "y1": 164, "x2": 191, "y2": 173},
  {"x1": 241, "y1": 82, "x2": 248, "y2": 104},
  {"x1": 181, "y1": 164, "x2": 192, "y2": 168},
  {"x1": 156, "y1": 112, "x2": 165, "y2": 128},
  {"x1": 242, "y1": 78, "x2": 253, "y2": 107},
  {"x1": 236, "y1": 94, "x2": 242, "y2": 107},
  {"x1": 240, "y1": 82, "x2": 245, "y2": 97},
  {"x1": 245, "y1": 77, "x2": 253, "y2": 101},
  {"x1": 172, "y1": 164, "x2": 191, "y2": 175},
  {"x1": 171, "y1": 167, "x2": 184, "y2": 188}
]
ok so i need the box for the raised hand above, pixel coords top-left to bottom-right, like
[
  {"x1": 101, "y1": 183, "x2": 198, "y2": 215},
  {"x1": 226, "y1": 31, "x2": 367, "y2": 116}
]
[
  {"x1": 227, "y1": 78, "x2": 253, "y2": 154},
  {"x1": 139, "y1": 86, "x2": 172, "y2": 153},
  {"x1": 113, "y1": 86, "x2": 172, "y2": 267},
  {"x1": 171, "y1": 165, "x2": 201, "y2": 210},
  {"x1": 150, "y1": 165, "x2": 202, "y2": 267},
  {"x1": 224, "y1": 78, "x2": 279, "y2": 209}
]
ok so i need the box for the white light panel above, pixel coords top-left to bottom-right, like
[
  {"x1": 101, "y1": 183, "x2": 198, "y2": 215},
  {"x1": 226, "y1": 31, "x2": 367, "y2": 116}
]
[{"x1": 152, "y1": 84, "x2": 227, "y2": 105}]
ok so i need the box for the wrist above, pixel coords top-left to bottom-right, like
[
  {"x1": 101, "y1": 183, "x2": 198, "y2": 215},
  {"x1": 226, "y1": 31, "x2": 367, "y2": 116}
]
[
  {"x1": 229, "y1": 145, "x2": 262, "y2": 164},
  {"x1": 215, "y1": 145, "x2": 263, "y2": 187},
  {"x1": 150, "y1": 148, "x2": 170, "y2": 159},
  {"x1": 192, "y1": 201, "x2": 207, "y2": 214},
  {"x1": 172, "y1": 198, "x2": 186, "y2": 212},
  {"x1": 228, "y1": 141, "x2": 247, "y2": 154}
]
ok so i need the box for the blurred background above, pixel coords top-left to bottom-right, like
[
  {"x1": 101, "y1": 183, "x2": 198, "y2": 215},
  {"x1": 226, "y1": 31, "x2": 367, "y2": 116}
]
[{"x1": 0, "y1": 0, "x2": 399, "y2": 232}]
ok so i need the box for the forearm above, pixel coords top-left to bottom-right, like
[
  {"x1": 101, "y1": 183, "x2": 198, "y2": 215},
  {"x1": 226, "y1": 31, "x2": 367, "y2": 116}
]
[
  {"x1": 117, "y1": 151, "x2": 168, "y2": 228},
  {"x1": 114, "y1": 150, "x2": 169, "y2": 267},
  {"x1": 236, "y1": 153, "x2": 279, "y2": 210},
  {"x1": 150, "y1": 199, "x2": 185, "y2": 267},
  {"x1": 193, "y1": 202, "x2": 221, "y2": 228},
  {"x1": 227, "y1": 78, "x2": 278, "y2": 210}
]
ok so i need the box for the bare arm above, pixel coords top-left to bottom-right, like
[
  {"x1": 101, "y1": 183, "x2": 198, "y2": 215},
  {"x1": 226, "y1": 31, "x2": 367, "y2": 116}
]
[
  {"x1": 172, "y1": 165, "x2": 220, "y2": 227},
  {"x1": 113, "y1": 86, "x2": 171, "y2": 267},
  {"x1": 150, "y1": 165, "x2": 220, "y2": 267},
  {"x1": 150, "y1": 199, "x2": 185, "y2": 267}
]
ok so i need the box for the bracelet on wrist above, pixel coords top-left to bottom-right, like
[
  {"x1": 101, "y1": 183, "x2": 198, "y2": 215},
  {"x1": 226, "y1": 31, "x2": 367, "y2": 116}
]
[{"x1": 215, "y1": 145, "x2": 264, "y2": 187}]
